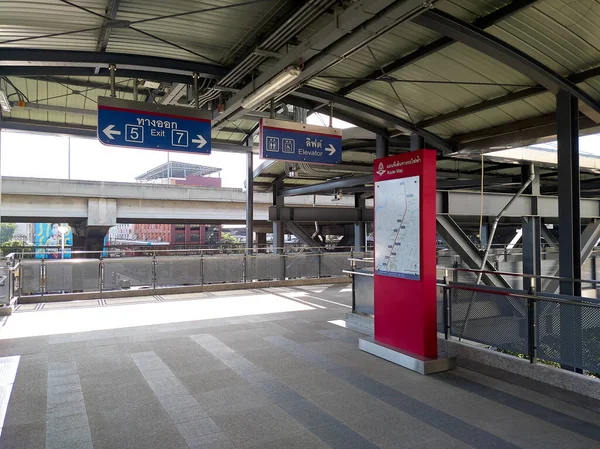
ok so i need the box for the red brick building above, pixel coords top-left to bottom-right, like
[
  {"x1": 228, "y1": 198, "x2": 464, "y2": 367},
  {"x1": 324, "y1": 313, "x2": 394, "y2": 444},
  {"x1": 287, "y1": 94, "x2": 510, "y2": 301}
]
[{"x1": 133, "y1": 162, "x2": 222, "y2": 245}]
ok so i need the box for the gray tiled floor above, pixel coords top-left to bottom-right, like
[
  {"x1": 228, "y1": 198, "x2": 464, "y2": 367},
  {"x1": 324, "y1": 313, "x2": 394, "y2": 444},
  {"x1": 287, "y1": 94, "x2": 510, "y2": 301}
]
[{"x1": 0, "y1": 283, "x2": 599, "y2": 449}]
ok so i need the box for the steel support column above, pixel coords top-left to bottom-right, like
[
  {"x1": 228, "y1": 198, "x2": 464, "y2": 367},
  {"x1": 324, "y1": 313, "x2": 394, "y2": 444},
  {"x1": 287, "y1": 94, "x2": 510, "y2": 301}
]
[
  {"x1": 557, "y1": 90, "x2": 581, "y2": 296},
  {"x1": 410, "y1": 134, "x2": 425, "y2": 151},
  {"x1": 354, "y1": 194, "x2": 366, "y2": 252},
  {"x1": 522, "y1": 163, "x2": 541, "y2": 291},
  {"x1": 522, "y1": 217, "x2": 541, "y2": 292},
  {"x1": 272, "y1": 180, "x2": 285, "y2": 254},
  {"x1": 376, "y1": 135, "x2": 389, "y2": 159},
  {"x1": 246, "y1": 151, "x2": 253, "y2": 255},
  {"x1": 257, "y1": 232, "x2": 267, "y2": 253},
  {"x1": 544, "y1": 219, "x2": 600, "y2": 293},
  {"x1": 556, "y1": 90, "x2": 582, "y2": 373}
]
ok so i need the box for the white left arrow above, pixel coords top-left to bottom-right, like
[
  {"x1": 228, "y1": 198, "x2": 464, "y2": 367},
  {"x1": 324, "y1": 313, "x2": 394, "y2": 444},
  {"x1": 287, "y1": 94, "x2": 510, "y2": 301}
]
[
  {"x1": 103, "y1": 124, "x2": 121, "y2": 140},
  {"x1": 326, "y1": 144, "x2": 337, "y2": 156},
  {"x1": 192, "y1": 134, "x2": 207, "y2": 149}
]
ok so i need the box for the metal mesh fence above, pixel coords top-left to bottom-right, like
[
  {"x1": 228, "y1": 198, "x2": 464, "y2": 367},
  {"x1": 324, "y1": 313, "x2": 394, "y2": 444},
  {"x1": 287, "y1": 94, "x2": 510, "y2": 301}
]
[
  {"x1": 437, "y1": 285, "x2": 444, "y2": 333},
  {"x1": 15, "y1": 251, "x2": 354, "y2": 298},
  {"x1": 203, "y1": 256, "x2": 245, "y2": 284},
  {"x1": 320, "y1": 253, "x2": 351, "y2": 277},
  {"x1": 21, "y1": 263, "x2": 41, "y2": 295},
  {"x1": 247, "y1": 255, "x2": 284, "y2": 281},
  {"x1": 155, "y1": 257, "x2": 202, "y2": 287},
  {"x1": 71, "y1": 260, "x2": 101, "y2": 292},
  {"x1": 449, "y1": 287, "x2": 528, "y2": 356},
  {"x1": 45, "y1": 262, "x2": 73, "y2": 293},
  {"x1": 103, "y1": 258, "x2": 154, "y2": 289},
  {"x1": 537, "y1": 299, "x2": 600, "y2": 374},
  {"x1": 285, "y1": 254, "x2": 319, "y2": 279}
]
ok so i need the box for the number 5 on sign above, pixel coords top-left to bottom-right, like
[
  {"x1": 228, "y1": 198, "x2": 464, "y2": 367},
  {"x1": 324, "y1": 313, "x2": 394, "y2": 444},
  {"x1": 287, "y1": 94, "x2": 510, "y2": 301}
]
[
  {"x1": 125, "y1": 125, "x2": 144, "y2": 143},
  {"x1": 172, "y1": 130, "x2": 189, "y2": 147}
]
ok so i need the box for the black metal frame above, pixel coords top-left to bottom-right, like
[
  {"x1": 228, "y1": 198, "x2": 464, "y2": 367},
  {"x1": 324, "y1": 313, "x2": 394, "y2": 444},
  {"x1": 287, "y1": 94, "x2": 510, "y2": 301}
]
[{"x1": 440, "y1": 282, "x2": 600, "y2": 372}]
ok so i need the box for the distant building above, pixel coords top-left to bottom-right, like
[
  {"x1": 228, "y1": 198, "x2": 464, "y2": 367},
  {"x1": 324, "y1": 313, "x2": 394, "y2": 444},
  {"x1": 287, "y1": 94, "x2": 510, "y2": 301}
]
[
  {"x1": 133, "y1": 161, "x2": 223, "y2": 245},
  {"x1": 107, "y1": 224, "x2": 135, "y2": 242}
]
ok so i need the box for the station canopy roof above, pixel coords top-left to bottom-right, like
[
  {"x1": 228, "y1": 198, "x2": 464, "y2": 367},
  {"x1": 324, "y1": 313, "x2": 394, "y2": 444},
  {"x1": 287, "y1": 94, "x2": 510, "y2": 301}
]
[
  {"x1": 1, "y1": 0, "x2": 599, "y2": 195},
  {"x1": 135, "y1": 161, "x2": 221, "y2": 181}
]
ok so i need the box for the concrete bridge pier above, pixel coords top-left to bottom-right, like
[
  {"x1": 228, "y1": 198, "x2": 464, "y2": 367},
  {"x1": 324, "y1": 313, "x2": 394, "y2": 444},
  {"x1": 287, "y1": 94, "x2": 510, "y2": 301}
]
[{"x1": 71, "y1": 198, "x2": 117, "y2": 256}]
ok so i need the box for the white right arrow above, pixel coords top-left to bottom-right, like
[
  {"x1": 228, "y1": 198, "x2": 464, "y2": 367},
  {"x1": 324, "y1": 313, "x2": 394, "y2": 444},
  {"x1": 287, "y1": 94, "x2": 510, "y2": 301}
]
[
  {"x1": 192, "y1": 134, "x2": 207, "y2": 148},
  {"x1": 102, "y1": 124, "x2": 121, "y2": 140},
  {"x1": 326, "y1": 144, "x2": 336, "y2": 156}
]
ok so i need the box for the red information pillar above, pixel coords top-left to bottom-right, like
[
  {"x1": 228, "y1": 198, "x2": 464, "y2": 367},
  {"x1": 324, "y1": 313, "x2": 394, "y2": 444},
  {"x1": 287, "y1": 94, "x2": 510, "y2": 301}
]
[{"x1": 373, "y1": 149, "x2": 437, "y2": 359}]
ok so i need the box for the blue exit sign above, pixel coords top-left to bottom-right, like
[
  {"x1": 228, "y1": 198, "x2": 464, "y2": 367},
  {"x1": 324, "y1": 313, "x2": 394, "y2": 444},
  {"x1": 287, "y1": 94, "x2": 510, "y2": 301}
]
[
  {"x1": 97, "y1": 97, "x2": 211, "y2": 154},
  {"x1": 260, "y1": 118, "x2": 342, "y2": 165}
]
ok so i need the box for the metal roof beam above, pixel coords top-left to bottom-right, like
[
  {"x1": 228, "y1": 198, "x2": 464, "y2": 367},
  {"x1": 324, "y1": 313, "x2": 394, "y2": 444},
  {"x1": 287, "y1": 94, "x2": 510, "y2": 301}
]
[
  {"x1": 454, "y1": 113, "x2": 600, "y2": 153},
  {"x1": 285, "y1": 94, "x2": 389, "y2": 136},
  {"x1": 293, "y1": 86, "x2": 452, "y2": 153},
  {"x1": 0, "y1": 49, "x2": 229, "y2": 80},
  {"x1": 213, "y1": 0, "x2": 435, "y2": 129},
  {"x1": 413, "y1": 10, "x2": 600, "y2": 123},
  {"x1": 0, "y1": 119, "x2": 97, "y2": 138},
  {"x1": 337, "y1": 0, "x2": 539, "y2": 96},
  {"x1": 0, "y1": 118, "x2": 254, "y2": 152},
  {"x1": 280, "y1": 175, "x2": 374, "y2": 197},
  {"x1": 160, "y1": 82, "x2": 187, "y2": 105},
  {"x1": 94, "y1": 0, "x2": 122, "y2": 75},
  {"x1": 419, "y1": 66, "x2": 600, "y2": 129},
  {"x1": 19, "y1": 75, "x2": 135, "y2": 94},
  {"x1": 97, "y1": 0, "x2": 121, "y2": 52}
]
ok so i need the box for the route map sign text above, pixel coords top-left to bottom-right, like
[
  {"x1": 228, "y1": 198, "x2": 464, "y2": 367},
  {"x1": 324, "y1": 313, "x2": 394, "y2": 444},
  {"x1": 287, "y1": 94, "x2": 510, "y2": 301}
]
[{"x1": 97, "y1": 97, "x2": 211, "y2": 154}]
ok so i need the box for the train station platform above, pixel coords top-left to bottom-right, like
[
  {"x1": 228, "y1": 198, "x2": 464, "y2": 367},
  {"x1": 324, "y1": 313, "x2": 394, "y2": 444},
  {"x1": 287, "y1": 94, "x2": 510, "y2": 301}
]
[{"x1": 0, "y1": 284, "x2": 598, "y2": 449}]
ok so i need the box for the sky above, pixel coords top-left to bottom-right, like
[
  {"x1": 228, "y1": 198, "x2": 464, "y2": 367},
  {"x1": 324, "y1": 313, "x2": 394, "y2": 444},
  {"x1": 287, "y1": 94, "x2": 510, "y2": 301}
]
[{"x1": 0, "y1": 113, "x2": 354, "y2": 188}]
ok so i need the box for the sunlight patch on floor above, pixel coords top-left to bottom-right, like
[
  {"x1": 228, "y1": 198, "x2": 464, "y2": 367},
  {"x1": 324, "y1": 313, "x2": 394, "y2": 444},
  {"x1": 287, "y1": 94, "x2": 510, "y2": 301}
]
[{"x1": 0, "y1": 294, "x2": 313, "y2": 339}]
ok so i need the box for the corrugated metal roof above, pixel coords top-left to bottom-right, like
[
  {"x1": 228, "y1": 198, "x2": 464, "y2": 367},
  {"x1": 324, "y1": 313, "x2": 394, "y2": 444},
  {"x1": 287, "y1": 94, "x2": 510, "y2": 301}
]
[
  {"x1": 108, "y1": 0, "x2": 280, "y2": 64},
  {"x1": 0, "y1": 0, "x2": 104, "y2": 50},
  {"x1": 1, "y1": 0, "x2": 599, "y2": 155}
]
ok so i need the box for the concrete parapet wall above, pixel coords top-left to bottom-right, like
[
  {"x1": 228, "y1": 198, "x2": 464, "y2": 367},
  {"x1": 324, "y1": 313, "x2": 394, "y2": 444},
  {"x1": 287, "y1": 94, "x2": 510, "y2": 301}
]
[{"x1": 439, "y1": 337, "x2": 600, "y2": 401}]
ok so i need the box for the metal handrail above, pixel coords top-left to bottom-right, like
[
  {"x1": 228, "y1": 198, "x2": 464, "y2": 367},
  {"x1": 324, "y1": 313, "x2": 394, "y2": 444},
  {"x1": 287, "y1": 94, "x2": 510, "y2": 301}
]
[
  {"x1": 437, "y1": 282, "x2": 600, "y2": 309},
  {"x1": 437, "y1": 266, "x2": 600, "y2": 286},
  {"x1": 343, "y1": 270, "x2": 374, "y2": 277}
]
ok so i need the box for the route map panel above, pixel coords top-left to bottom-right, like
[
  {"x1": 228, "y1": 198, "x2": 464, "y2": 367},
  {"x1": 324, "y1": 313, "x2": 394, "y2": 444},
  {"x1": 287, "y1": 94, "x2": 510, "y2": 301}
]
[{"x1": 375, "y1": 175, "x2": 420, "y2": 280}]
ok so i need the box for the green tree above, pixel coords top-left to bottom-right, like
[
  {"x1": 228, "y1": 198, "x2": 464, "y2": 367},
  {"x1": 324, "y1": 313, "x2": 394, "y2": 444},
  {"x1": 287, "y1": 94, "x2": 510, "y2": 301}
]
[
  {"x1": 1, "y1": 240, "x2": 33, "y2": 256},
  {"x1": 220, "y1": 232, "x2": 239, "y2": 244},
  {"x1": 0, "y1": 224, "x2": 16, "y2": 244}
]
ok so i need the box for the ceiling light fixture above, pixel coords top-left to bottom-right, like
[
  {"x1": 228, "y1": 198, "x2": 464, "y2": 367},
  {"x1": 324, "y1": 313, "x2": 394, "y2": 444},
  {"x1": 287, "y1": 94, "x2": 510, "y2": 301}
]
[
  {"x1": 0, "y1": 90, "x2": 11, "y2": 113},
  {"x1": 241, "y1": 66, "x2": 301, "y2": 110}
]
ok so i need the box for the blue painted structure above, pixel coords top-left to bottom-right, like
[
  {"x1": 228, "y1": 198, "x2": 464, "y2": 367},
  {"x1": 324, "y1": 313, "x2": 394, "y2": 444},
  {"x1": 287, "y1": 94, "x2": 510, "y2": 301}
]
[
  {"x1": 260, "y1": 118, "x2": 342, "y2": 164},
  {"x1": 97, "y1": 97, "x2": 211, "y2": 154}
]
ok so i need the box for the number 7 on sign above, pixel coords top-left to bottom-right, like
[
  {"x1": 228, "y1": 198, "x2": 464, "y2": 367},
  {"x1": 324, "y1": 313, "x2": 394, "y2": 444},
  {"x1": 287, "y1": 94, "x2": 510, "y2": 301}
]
[{"x1": 171, "y1": 130, "x2": 189, "y2": 147}]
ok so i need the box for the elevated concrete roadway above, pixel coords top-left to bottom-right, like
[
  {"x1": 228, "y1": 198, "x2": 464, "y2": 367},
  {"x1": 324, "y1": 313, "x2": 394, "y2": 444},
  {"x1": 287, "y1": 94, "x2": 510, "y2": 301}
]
[{"x1": 0, "y1": 177, "x2": 359, "y2": 225}]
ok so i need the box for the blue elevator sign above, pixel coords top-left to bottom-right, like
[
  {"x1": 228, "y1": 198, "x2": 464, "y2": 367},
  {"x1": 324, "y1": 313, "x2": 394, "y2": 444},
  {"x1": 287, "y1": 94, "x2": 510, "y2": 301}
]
[
  {"x1": 260, "y1": 118, "x2": 342, "y2": 165},
  {"x1": 97, "y1": 97, "x2": 211, "y2": 154}
]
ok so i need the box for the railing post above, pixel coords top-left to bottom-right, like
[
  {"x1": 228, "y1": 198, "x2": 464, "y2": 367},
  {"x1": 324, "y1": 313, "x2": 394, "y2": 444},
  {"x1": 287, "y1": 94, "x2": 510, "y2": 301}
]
[
  {"x1": 18, "y1": 262, "x2": 22, "y2": 299},
  {"x1": 200, "y1": 253, "x2": 204, "y2": 286},
  {"x1": 351, "y1": 256, "x2": 356, "y2": 313},
  {"x1": 527, "y1": 277, "x2": 537, "y2": 363},
  {"x1": 98, "y1": 256, "x2": 104, "y2": 293},
  {"x1": 317, "y1": 253, "x2": 322, "y2": 279},
  {"x1": 243, "y1": 254, "x2": 247, "y2": 283},
  {"x1": 282, "y1": 254, "x2": 287, "y2": 280},
  {"x1": 452, "y1": 260, "x2": 459, "y2": 283},
  {"x1": 443, "y1": 274, "x2": 450, "y2": 340},
  {"x1": 40, "y1": 258, "x2": 45, "y2": 297},
  {"x1": 152, "y1": 253, "x2": 157, "y2": 290}
]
